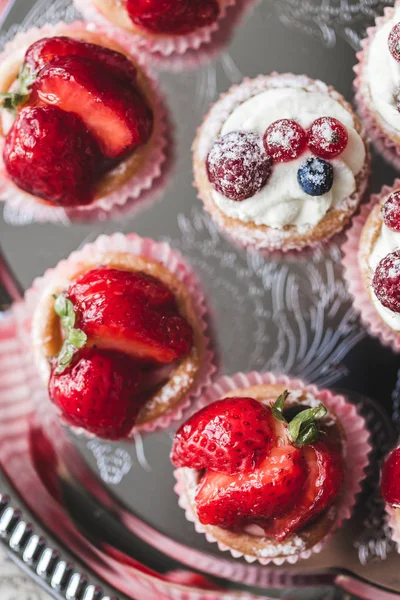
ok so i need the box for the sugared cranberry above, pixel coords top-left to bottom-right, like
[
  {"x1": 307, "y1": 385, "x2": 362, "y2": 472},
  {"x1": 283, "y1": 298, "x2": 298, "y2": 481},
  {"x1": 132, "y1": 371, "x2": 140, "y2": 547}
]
[
  {"x1": 263, "y1": 119, "x2": 307, "y2": 162},
  {"x1": 372, "y1": 250, "x2": 400, "y2": 313},
  {"x1": 389, "y1": 23, "x2": 400, "y2": 62},
  {"x1": 206, "y1": 131, "x2": 272, "y2": 201},
  {"x1": 307, "y1": 117, "x2": 348, "y2": 159},
  {"x1": 383, "y1": 191, "x2": 400, "y2": 232},
  {"x1": 381, "y1": 448, "x2": 400, "y2": 507}
]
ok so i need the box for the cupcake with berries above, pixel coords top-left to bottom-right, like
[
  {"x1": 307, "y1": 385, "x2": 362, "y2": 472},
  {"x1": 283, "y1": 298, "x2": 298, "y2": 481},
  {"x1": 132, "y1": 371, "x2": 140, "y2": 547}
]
[
  {"x1": 172, "y1": 372, "x2": 370, "y2": 564},
  {"x1": 0, "y1": 22, "x2": 167, "y2": 223},
  {"x1": 354, "y1": 3, "x2": 400, "y2": 169},
  {"x1": 193, "y1": 73, "x2": 370, "y2": 252},
  {"x1": 73, "y1": 0, "x2": 235, "y2": 57},
  {"x1": 343, "y1": 180, "x2": 400, "y2": 351},
  {"x1": 381, "y1": 447, "x2": 400, "y2": 550},
  {"x1": 26, "y1": 233, "x2": 214, "y2": 440}
]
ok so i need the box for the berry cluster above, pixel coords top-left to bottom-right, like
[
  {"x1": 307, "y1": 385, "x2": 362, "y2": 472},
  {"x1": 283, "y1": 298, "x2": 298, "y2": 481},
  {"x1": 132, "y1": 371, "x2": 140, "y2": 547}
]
[{"x1": 206, "y1": 117, "x2": 348, "y2": 202}]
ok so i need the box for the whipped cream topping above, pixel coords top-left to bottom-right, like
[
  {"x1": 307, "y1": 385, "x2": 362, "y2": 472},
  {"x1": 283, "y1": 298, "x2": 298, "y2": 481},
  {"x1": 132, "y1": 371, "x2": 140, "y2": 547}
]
[
  {"x1": 211, "y1": 88, "x2": 365, "y2": 231},
  {"x1": 367, "y1": 7, "x2": 400, "y2": 133},
  {"x1": 369, "y1": 213, "x2": 400, "y2": 330}
]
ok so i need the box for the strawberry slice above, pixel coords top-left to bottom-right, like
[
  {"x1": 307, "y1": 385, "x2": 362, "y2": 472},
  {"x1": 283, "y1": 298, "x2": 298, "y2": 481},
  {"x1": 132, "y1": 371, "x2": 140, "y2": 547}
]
[
  {"x1": 195, "y1": 445, "x2": 307, "y2": 529},
  {"x1": 67, "y1": 267, "x2": 193, "y2": 364},
  {"x1": 266, "y1": 441, "x2": 344, "y2": 541},
  {"x1": 31, "y1": 55, "x2": 153, "y2": 159},
  {"x1": 48, "y1": 348, "x2": 145, "y2": 440},
  {"x1": 171, "y1": 397, "x2": 276, "y2": 474},
  {"x1": 24, "y1": 36, "x2": 137, "y2": 84}
]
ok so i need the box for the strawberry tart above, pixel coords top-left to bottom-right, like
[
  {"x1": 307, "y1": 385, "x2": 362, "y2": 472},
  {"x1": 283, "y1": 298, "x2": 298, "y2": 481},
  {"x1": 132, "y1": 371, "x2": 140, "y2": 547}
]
[
  {"x1": 0, "y1": 22, "x2": 166, "y2": 222},
  {"x1": 73, "y1": 0, "x2": 236, "y2": 56},
  {"x1": 172, "y1": 373, "x2": 371, "y2": 564},
  {"x1": 29, "y1": 234, "x2": 214, "y2": 440},
  {"x1": 193, "y1": 73, "x2": 370, "y2": 252},
  {"x1": 381, "y1": 446, "x2": 400, "y2": 550}
]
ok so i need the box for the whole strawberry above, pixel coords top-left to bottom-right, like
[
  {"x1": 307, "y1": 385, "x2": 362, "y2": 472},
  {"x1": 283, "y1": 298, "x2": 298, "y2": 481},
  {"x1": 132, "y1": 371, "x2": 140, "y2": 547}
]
[
  {"x1": 126, "y1": 0, "x2": 220, "y2": 35},
  {"x1": 3, "y1": 105, "x2": 100, "y2": 207},
  {"x1": 48, "y1": 348, "x2": 144, "y2": 440}
]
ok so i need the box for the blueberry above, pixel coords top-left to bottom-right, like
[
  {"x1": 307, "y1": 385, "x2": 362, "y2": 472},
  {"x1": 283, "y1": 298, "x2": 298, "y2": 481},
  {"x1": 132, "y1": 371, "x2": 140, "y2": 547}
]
[{"x1": 297, "y1": 157, "x2": 333, "y2": 197}]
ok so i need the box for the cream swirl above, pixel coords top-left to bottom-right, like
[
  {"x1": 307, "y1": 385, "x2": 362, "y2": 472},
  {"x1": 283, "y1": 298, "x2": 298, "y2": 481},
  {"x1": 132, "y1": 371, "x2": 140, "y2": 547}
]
[
  {"x1": 367, "y1": 7, "x2": 400, "y2": 133},
  {"x1": 211, "y1": 88, "x2": 365, "y2": 231}
]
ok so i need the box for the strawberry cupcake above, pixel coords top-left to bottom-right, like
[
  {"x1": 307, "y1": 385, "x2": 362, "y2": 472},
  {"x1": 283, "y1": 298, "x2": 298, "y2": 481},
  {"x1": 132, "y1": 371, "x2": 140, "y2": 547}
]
[
  {"x1": 354, "y1": 4, "x2": 400, "y2": 170},
  {"x1": 381, "y1": 446, "x2": 400, "y2": 550},
  {"x1": 172, "y1": 372, "x2": 371, "y2": 564},
  {"x1": 0, "y1": 22, "x2": 167, "y2": 223},
  {"x1": 342, "y1": 181, "x2": 400, "y2": 351},
  {"x1": 193, "y1": 73, "x2": 370, "y2": 252},
  {"x1": 73, "y1": 0, "x2": 235, "y2": 57},
  {"x1": 28, "y1": 233, "x2": 214, "y2": 440}
]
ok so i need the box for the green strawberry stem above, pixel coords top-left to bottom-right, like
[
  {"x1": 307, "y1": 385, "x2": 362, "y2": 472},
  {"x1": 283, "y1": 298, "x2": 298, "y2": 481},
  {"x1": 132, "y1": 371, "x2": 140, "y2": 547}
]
[
  {"x1": 53, "y1": 294, "x2": 87, "y2": 373},
  {"x1": 0, "y1": 63, "x2": 36, "y2": 114},
  {"x1": 272, "y1": 390, "x2": 327, "y2": 447}
]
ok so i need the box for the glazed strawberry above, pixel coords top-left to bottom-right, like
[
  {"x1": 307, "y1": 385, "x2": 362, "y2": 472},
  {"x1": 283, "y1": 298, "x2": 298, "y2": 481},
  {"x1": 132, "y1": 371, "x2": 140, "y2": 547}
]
[
  {"x1": 372, "y1": 250, "x2": 400, "y2": 313},
  {"x1": 381, "y1": 447, "x2": 400, "y2": 507},
  {"x1": 3, "y1": 105, "x2": 100, "y2": 207},
  {"x1": 195, "y1": 445, "x2": 307, "y2": 529},
  {"x1": 383, "y1": 191, "x2": 400, "y2": 232},
  {"x1": 31, "y1": 56, "x2": 153, "y2": 159},
  {"x1": 125, "y1": 0, "x2": 220, "y2": 35},
  {"x1": 263, "y1": 119, "x2": 307, "y2": 162},
  {"x1": 266, "y1": 441, "x2": 344, "y2": 541},
  {"x1": 24, "y1": 36, "x2": 137, "y2": 85},
  {"x1": 171, "y1": 397, "x2": 276, "y2": 474},
  {"x1": 67, "y1": 267, "x2": 193, "y2": 364},
  {"x1": 48, "y1": 348, "x2": 144, "y2": 440},
  {"x1": 307, "y1": 117, "x2": 348, "y2": 160}
]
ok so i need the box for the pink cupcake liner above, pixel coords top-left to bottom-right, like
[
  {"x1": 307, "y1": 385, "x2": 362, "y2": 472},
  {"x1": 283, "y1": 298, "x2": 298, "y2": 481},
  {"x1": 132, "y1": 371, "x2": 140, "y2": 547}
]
[
  {"x1": 0, "y1": 20, "x2": 168, "y2": 225},
  {"x1": 354, "y1": 5, "x2": 400, "y2": 171},
  {"x1": 174, "y1": 371, "x2": 371, "y2": 566},
  {"x1": 342, "y1": 179, "x2": 400, "y2": 352},
  {"x1": 73, "y1": 0, "x2": 236, "y2": 57},
  {"x1": 12, "y1": 232, "x2": 216, "y2": 437}
]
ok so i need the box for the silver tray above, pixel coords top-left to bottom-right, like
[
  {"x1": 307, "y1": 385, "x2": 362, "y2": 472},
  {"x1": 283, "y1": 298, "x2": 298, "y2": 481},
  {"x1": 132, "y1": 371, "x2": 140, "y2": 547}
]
[{"x1": 1, "y1": 1, "x2": 400, "y2": 598}]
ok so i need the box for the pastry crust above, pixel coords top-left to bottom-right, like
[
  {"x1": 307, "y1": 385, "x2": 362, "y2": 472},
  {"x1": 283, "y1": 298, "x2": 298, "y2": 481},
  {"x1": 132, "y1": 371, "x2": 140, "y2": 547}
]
[
  {"x1": 0, "y1": 27, "x2": 161, "y2": 206},
  {"x1": 31, "y1": 251, "x2": 206, "y2": 427},
  {"x1": 178, "y1": 382, "x2": 345, "y2": 561},
  {"x1": 193, "y1": 73, "x2": 370, "y2": 252}
]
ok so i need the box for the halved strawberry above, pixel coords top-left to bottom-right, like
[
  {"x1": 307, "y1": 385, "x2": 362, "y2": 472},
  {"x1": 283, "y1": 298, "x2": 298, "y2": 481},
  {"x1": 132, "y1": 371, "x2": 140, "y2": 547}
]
[
  {"x1": 171, "y1": 397, "x2": 276, "y2": 474},
  {"x1": 195, "y1": 445, "x2": 307, "y2": 529},
  {"x1": 265, "y1": 441, "x2": 344, "y2": 541},
  {"x1": 24, "y1": 36, "x2": 137, "y2": 84},
  {"x1": 31, "y1": 56, "x2": 153, "y2": 159},
  {"x1": 67, "y1": 267, "x2": 193, "y2": 364}
]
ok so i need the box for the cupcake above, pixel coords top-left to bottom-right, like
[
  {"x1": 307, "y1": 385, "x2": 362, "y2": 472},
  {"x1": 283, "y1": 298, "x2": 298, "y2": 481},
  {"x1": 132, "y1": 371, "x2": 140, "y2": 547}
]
[
  {"x1": 73, "y1": 0, "x2": 235, "y2": 57},
  {"x1": 343, "y1": 181, "x2": 400, "y2": 351},
  {"x1": 381, "y1": 446, "x2": 400, "y2": 550},
  {"x1": 28, "y1": 233, "x2": 214, "y2": 439},
  {"x1": 172, "y1": 372, "x2": 370, "y2": 564},
  {"x1": 193, "y1": 73, "x2": 370, "y2": 252},
  {"x1": 0, "y1": 21, "x2": 167, "y2": 223},
  {"x1": 354, "y1": 3, "x2": 400, "y2": 170}
]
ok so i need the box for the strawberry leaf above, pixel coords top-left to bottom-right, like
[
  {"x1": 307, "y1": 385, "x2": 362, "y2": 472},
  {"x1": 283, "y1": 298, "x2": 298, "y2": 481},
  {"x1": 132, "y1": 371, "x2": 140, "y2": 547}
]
[
  {"x1": 68, "y1": 328, "x2": 87, "y2": 349},
  {"x1": 53, "y1": 294, "x2": 87, "y2": 373},
  {"x1": 288, "y1": 404, "x2": 327, "y2": 447},
  {"x1": 0, "y1": 92, "x2": 29, "y2": 114},
  {"x1": 54, "y1": 294, "x2": 76, "y2": 331},
  {"x1": 271, "y1": 390, "x2": 289, "y2": 423}
]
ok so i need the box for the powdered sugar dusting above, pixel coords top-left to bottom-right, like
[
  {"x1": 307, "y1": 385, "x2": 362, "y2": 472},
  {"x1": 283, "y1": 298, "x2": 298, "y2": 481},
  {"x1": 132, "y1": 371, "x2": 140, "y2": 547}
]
[{"x1": 372, "y1": 250, "x2": 400, "y2": 313}]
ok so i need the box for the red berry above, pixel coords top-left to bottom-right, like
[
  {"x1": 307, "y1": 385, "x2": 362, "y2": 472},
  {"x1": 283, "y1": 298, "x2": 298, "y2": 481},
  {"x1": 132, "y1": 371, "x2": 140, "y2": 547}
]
[
  {"x1": 24, "y1": 36, "x2": 137, "y2": 84},
  {"x1": 67, "y1": 267, "x2": 193, "y2": 364},
  {"x1": 3, "y1": 105, "x2": 100, "y2": 207},
  {"x1": 31, "y1": 55, "x2": 153, "y2": 160},
  {"x1": 195, "y1": 445, "x2": 307, "y2": 529},
  {"x1": 382, "y1": 191, "x2": 400, "y2": 232},
  {"x1": 307, "y1": 117, "x2": 348, "y2": 160},
  {"x1": 165, "y1": 571, "x2": 221, "y2": 591},
  {"x1": 389, "y1": 23, "x2": 400, "y2": 62},
  {"x1": 381, "y1": 448, "x2": 400, "y2": 507},
  {"x1": 372, "y1": 250, "x2": 400, "y2": 313},
  {"x1": 125, "y1": 0, "x2": 219, "y2": 35},
  {"x1": 206, "y1": 131, "x2": 272, "y2": 201},
  {"x1": 266, "y1": 441, "x2": 344, "y2": 541},
  {"x1": 263, "y1": 119, "x2": 307, "y2": 162},
  {"x1": 48, "y1": 348, "x2": 144, "y2": 440},
  {"x1": 171, "y1": 397, "x2": 276, "y2": 474}
]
